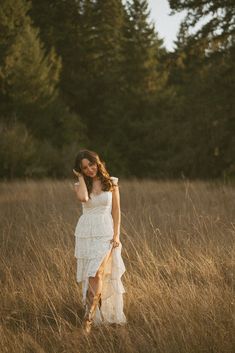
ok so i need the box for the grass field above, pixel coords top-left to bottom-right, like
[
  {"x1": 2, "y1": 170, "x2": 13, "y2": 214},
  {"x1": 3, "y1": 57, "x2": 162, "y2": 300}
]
[{"x1": 0, "y1": 178, "x2": 234, "y2": 353}]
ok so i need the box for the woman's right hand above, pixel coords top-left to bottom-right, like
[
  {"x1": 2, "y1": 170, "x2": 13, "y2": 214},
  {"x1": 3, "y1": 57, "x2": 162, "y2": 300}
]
[{"x1": 73, "y1": 169, "x2": 82, "y2": 178}]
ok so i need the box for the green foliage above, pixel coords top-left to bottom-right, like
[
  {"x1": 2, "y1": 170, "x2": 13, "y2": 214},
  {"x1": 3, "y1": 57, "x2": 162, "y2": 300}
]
[
  {"x1": 0, "y1": 0, "x2": 31, "y2": 63},
  {"x1": 0, "y1": 0, "x2": 234, "y2": 180},
  {"x1": 169, "y1": 0, "x2": 235, "y2": 50},
  {"x1": 0, "y1": 0, "x2": 85, "y2": 179},
  {"x1": 0, "y1": 120, "x2": 86, "y2": 179},
  {"x1": 1, "y1": 27, "x2": 61, "y2": 107},
  {"x1": 167, "y1": 5, "x2": 235, "y2": 178},
  {"x1": 0, "y1": 121, "x2": 36, "y2": 179},
  {"x1": 28, "y1": 139, "x2": 85, "y2": 179}
]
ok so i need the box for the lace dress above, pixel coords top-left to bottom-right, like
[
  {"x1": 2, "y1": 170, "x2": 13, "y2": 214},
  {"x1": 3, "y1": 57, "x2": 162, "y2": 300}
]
[{"x1": 74, "y1": 176, "x2": 127, "y2": 325}]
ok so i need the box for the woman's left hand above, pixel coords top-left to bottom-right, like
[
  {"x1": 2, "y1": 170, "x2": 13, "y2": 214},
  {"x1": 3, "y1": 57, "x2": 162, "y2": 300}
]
[{"x1": 110, "y1": 237, "x2": 120, "y2": 248}]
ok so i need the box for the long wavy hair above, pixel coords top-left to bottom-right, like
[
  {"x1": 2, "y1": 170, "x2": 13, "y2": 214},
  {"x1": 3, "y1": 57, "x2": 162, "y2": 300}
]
[{"x1": 74, "y1": 149, "x2": 115, "y2": 198}]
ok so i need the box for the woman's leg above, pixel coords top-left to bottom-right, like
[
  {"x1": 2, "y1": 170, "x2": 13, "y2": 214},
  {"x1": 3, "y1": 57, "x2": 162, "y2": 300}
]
[
  {"x1": 88, "y1": 247, "x2": 113, "y2": 297},
  {"x1": 82, "y1": 247, "x2": 113, "y2": 332}
]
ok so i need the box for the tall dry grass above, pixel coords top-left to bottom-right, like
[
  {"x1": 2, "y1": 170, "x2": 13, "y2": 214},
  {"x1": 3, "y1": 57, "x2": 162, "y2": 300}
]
[{"x1": 0, "y1": 178, "x2": 234, "y2": 353}]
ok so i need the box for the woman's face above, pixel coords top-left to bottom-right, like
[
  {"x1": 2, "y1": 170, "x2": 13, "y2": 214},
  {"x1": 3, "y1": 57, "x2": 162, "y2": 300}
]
[{"x1": 80, "y1": 158, "x2": 98, "y2": 177}]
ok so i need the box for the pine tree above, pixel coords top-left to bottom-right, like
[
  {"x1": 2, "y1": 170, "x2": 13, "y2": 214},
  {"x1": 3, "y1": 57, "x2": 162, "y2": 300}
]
[
  {"x1": 169, "y1": 0, "x2": 235, "y2": 51},
  {"x1": 0, "y1": 0, "x2": 30, "y2": 65},
  {"x1": 166, "y1": 14, "x2": 235, "y2": 178},
  {"x1": 123, "y1": 0, "x2": 165, "y2": 99},
  {"x1": 84, "y1": 0, "x2": 126, "y2": 132},
  {"x1": 29, "y1": 0, "x2": 83, "y2": 111},
  {"x1": 117, "y1": 0, "x2": 168, "y2": 175},
  {"x1": 0, "y1": 0, "x2": 87, "y2": 178},
  {"x1": 0, "y1": 0, "x2": 62, "y2": 123}
]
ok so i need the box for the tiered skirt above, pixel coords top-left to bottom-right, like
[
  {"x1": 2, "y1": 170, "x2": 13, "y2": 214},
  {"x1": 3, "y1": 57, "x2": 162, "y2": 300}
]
[{"x1": 74, "y1": 212, "x2": 127, "y2": 324}]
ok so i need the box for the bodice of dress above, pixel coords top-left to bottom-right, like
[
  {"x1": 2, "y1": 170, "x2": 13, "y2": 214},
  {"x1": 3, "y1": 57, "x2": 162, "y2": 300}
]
[
  {"x1": 82, "y1": 191, "x2": 112, "y2": 215},
  {"x1": 74, "y1": 176, "x2": 118, "y2": 238}
]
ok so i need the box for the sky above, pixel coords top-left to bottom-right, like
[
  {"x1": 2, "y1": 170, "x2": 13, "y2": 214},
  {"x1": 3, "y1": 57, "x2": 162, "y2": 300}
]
[{"x1": 147, "y1": 0, "x2": 186, "y2": 51}]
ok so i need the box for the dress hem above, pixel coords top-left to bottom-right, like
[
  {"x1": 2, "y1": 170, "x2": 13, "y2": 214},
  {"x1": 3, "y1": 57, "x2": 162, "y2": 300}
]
[{"x1": 76, "y1": 244, "x2": 127, "y2": 325}]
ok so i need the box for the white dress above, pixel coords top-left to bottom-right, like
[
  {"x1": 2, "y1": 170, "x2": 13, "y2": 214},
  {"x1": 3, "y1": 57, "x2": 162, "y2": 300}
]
[{"x1": 74, "y1": 176, "x2": 127, "y2": 325}]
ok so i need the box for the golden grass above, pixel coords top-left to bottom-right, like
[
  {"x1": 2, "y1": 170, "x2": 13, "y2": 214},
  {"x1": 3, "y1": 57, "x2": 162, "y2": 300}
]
[{"x1": 0, "y1": 178, "x2": 234, "y2": 353}]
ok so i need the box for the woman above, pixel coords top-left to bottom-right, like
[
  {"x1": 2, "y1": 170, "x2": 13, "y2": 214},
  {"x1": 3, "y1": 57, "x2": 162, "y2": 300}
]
[{"x1": 73, "y1": 149, "x2": 127, "y2": 334}]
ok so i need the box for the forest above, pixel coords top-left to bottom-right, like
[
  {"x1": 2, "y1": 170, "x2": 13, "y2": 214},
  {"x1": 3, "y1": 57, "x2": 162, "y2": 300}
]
[{"x1": 0, "y1": 0, "x2": 234, "y2": 180}]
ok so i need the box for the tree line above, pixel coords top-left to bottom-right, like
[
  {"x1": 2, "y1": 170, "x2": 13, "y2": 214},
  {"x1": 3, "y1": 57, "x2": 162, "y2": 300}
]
[{"x1": 0, "y1": 0, "x2": 234, "y2": 180}]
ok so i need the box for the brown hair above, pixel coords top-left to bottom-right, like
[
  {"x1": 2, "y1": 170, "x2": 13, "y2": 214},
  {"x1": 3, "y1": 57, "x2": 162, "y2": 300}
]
[{"x1": 74, "y1": 149, "x2": 116, "y2": 198}]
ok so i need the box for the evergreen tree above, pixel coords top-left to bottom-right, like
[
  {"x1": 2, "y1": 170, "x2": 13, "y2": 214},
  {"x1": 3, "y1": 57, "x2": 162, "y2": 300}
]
[
  {"x1": 29, "y1": 0, "x2": 83, "y2": 111},
  {"x1": 83, "y1": 0, "x2": 126, "y2": 138},
  {"x1": 169, "y1": 0, "x2": 235, "y2": 51},
  {"x1": 28, "y1": 0, "x2": 170, "y2": 176},
  {"x1": 124, "y1": 0, "x2": 165, "y2": 99},
  {"x1": 166, "y1": 14, "x2": 235, "y2": 178},
  {"x1": 0, "y1": 0, "x2": 61, "y2": 127},
  {"x1": 30, "y1": 0, "x2": 126, "y2": 142},
  {"x1": 0, "y1": 0, "x2": 87, "y2": 178},
  {"x1": 0, "y1": 121, "x2": 36, "y2": 179},
  {"x1": 0, "y1": 0, "x2": 30, "y2": 65},
  {"x1": 118, "y1": 0, "x2": 168, "y2": 175}
]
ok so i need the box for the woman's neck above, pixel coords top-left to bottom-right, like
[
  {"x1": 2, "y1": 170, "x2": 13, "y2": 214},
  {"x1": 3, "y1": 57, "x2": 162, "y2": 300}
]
[{"x1": 92, "y1": 175, "x2": 100, "y2": 182}]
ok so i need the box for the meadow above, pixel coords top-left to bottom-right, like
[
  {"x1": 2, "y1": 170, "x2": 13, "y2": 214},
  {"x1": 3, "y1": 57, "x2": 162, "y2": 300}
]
[{"x1": 0, "y1": 178, "x2": 234, "y2": 353}]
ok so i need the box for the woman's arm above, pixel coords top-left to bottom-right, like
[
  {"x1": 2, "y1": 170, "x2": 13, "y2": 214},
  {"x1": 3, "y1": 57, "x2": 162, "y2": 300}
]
[
  {"x1": 111, "y1": 182, "x2": 121, "y2": 243},
  {"x1": 73, "y1": 169, "x2": 89, "y2": 202}
]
